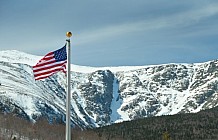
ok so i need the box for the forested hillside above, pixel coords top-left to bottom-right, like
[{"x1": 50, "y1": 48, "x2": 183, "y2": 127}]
[
  {"x1": 0, "y1": 113, "x2": 114, "y2": 140},
  {"x1": 1, "y1": 106, "x2": 218, "y2": 139},
  {"x1": 95, "y1": 106, "x2": 218, "y2": 140}
]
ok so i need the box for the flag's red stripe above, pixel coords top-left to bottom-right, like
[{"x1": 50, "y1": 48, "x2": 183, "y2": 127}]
[
  {"x1": 61, "y1": 65, "x2": 67, "y2": 73},
  {"x1": 42, "y1": 52, "x2": 53, "y2": 58},
  {"x1": 33, "y1": 62, "x2": 66, "y2": 75},
  {"x1": 33, "y1": 61, "x2": 66, "y2": 73},
  {"x1": 42, "y1": 55, "x2": 54, "y2": 61},
  {"x1": 34, "y1": 65, "x2": 66, "y2": 76},
  {"x1": 33, "y1": 59, "x2": 56, "y2": 68},
  {"x1": 34, "y1": 70, "x2": 58, "y2": 80},
  {"x1": 36, "y1": 52, "x2": 54, "y2": 62},
  {"x1": 35, "y1": 74, "x2": 53, "y2": 80},
  {"x1": 35, "y1": 69, "x2": 65, "y2": 80},
  {"x1": 62, "y1": 65, "x2": 67, "y2": 72},
  {"x1": 33, "y1": 58, "x2": 55, "y2": 67},
  {"x1": 34, "y1": 67, "x2": 65, "y2": 78},
  {"x1": 33, "y1": 65, "x2": 65, "y2": 75},
  {"x1": 34, "y1": 66, "x2": 65, "y2": 77},
  {"x1": 32, "y1": 47, "x2": 66, "y2": 80}
]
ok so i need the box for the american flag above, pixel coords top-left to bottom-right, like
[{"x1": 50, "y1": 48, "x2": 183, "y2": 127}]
[{"x1": 33, "y1": 45, "x2": 67, "y2": 80}]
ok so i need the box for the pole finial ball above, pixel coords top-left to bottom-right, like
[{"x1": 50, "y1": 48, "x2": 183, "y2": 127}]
[{"x1": 66, "y1": 32, "x2": 72, "y2": 38}]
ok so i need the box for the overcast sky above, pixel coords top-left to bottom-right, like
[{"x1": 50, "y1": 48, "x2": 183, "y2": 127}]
[{"x1": 1, "y1": 0, "x2": 218, "y2": 67}]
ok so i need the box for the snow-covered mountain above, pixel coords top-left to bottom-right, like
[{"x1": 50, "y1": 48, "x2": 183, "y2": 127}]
[{"x1": 0, "y1": 50, "x2": 218, "y2": 128}]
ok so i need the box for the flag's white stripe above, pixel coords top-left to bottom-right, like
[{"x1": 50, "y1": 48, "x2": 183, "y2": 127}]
[
  {"x1": 44, "y1": 54, "x2": 54, "y2": 58},
  {"x1": 36, "y1": 58, "x2": 55, "y2": 65},
  {"x1": 35, "y1": 71, "x2": 57, "y2": 80},
  {"x1": 34, "y1": 67, "x2": 65, "y2": 79},
  {"x1": 61, "y1": 65, "x2": 66, "y2": 72},
  {"x1": 34, "y1": 67, "x2": 66, "y2": 79},
  {"x1": 34, "y1": 66, "x2": 66, "y2": 76},
  {"x1": 33, "y1": 60, "x2": 66, "y2": 71},
  {"x1": 34, "y1": 63, "x2": 66, "y2": 75}
]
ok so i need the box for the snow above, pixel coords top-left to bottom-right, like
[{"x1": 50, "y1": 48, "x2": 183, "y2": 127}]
[
  {"x1": 71, "y1": 64, "x2": 150, "y2": 73},
  {"x1": 12, "y1": 94, "x2": 41, "y2": 121},
  {"x1": 168, "y1": 90, "x2": 190, "y2": 115},
  {"x1": 1, "y1": 49, "x2": 218, "y2": 128},
  {"x1": 0, "y1": 49, "x2": 212, "y2": 76},
  {"x1": 0, "y1": 50, "x2": 41, "y2": 66},
  {"x1": 110, "y1": 78, "x2": 122, "y2": 122},
  {"x1": 0, "y1": 50, "x2": 167, "y2": 74}
]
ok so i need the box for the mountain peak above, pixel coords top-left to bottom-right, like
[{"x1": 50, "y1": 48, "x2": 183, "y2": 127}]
[
  {"x1": 1, "y1": 50, "x2": 218, "y2": 128},
  {"x1": 0, "y1": 50, "x2": 41, "y2": 66}
]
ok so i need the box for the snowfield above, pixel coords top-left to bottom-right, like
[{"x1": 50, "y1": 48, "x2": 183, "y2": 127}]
[{"x1": 0, "y1": 50, "x2": 218, "y2": 128}]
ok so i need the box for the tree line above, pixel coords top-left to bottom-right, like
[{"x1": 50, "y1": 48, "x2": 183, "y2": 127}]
[{"x1": 1, "y1": 106, "x2": 218, "y2": 139}]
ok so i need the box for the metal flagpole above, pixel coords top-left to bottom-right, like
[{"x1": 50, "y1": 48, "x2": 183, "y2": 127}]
[{"x1": 66, "y1": 32, "x2": 72, "y2": 140}]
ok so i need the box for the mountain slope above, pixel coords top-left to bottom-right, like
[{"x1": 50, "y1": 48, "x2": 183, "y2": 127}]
[
  {"x1": 0, "y1": 50, "x2": 218, "y2": 128},
  {"x1": 95, "y1": 106, "x2": 218, "y2": 140}
]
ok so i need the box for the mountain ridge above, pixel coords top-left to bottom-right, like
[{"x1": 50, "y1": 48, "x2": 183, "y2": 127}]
[{"x1": 0, "y1": 50, "x2": 218, "y2": 128}]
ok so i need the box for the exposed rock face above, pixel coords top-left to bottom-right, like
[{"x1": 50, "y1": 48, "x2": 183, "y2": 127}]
[{"x1": 1, "y1": 51, "x2": 218, "y2": 128}]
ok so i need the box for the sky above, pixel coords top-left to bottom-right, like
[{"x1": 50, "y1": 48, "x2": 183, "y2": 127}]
[{"x1": 1, "y1": 0, "x2": 218, "y2": 67}]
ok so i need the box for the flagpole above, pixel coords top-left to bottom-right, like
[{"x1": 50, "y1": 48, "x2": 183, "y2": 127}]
[{"x1": 66, "y1": 32, "x2": 72, "y2": 140}]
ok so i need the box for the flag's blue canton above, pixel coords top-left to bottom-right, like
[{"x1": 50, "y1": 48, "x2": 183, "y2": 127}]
[{"x1": 54, "y1": 45, "x2": 67, "y2": 62}]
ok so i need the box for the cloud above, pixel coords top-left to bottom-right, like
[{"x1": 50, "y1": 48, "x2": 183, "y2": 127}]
[{"x1": 72, "y1": 3, "x2": 218, "y2": 46}]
